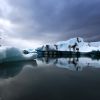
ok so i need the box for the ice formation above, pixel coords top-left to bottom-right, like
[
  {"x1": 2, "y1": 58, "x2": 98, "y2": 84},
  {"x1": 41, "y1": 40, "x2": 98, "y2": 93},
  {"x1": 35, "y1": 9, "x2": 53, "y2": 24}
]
[
  {"x1": 36, "y1": 37, "x2": 100, "y2": 52},
  {"x1": 0, "y1": 46, "x2": 37, "y2": 63}
]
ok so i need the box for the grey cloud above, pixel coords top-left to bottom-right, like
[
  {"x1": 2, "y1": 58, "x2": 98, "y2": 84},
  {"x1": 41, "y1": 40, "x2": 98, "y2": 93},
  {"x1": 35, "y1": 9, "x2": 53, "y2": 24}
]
[{"x1": 2, "y1": 0, "x2": 100, "y2": 44}]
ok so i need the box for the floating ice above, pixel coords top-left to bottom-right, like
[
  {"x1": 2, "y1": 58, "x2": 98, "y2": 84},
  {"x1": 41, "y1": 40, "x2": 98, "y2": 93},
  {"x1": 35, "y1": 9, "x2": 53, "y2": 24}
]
[
  {"x1": 35, "y1": 37, "x2": 100, "y2": 52},
  {"x1": 0, "y1": 46, "x2": 37, "y2": 63}
]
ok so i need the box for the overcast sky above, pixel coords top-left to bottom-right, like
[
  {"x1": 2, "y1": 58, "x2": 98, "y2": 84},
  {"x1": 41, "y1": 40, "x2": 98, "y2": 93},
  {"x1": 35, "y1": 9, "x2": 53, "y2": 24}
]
[{"x1": 0, "y1": 0, "x2": 100, "y2": 48}]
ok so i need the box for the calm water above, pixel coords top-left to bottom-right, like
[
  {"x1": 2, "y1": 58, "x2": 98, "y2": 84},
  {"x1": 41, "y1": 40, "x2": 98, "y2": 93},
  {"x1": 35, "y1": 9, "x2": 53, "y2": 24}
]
[{"x1": 0, "y1": 57, "x2": 100, "y2": 100}]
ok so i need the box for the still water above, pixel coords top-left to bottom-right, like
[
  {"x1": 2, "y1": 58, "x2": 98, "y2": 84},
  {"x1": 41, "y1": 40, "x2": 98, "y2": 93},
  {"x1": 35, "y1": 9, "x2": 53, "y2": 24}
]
[{"x1": 0, "y1": 57, "x2": 100, "y2": 100}]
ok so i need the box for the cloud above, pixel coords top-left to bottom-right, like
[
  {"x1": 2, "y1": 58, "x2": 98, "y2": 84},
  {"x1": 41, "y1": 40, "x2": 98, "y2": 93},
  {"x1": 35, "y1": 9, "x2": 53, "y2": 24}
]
[{"x1": 0, "y1": 0, "x2": 100, "y2": 47}]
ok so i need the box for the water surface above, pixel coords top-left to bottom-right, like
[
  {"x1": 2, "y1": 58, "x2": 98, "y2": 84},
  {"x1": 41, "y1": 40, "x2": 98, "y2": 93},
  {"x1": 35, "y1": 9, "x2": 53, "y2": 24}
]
[{"x1": 0, "y1": 57, "x2": 100, "y2": 100}]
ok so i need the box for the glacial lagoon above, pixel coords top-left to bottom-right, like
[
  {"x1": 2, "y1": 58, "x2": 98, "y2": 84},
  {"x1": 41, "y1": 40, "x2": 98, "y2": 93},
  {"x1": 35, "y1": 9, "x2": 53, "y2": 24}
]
[{"x1": 0, "y1": 57, "x2": 100, "y2": 100}]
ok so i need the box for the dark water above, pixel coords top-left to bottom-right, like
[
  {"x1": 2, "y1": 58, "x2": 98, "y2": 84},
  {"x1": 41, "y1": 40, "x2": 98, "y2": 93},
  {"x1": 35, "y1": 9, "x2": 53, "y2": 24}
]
[{"x1": 0, "y1": 57, "x2": 100, "y2": 100}]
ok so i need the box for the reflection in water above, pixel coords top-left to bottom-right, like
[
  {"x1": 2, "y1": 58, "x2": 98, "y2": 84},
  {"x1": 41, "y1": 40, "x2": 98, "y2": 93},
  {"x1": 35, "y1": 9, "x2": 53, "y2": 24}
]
[
  {"x1": 0, "y1": 60, "x2": 37, "y2": 79},
  {"x1": 0, "y1": 56, "x2": 100, "y2": 79},
  {"x1": 37, "y1": 57, "x2": 100, "y2": 71},
  {"x1": 0, "y1": 57, "x2": 100, "y2": 100}
]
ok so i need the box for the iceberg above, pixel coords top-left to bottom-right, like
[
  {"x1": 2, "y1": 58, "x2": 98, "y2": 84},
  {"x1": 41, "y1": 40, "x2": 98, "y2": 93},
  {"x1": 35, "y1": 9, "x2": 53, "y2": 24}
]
[
  {"x1": 0, "y1": 46, "x2": 37, "y2": 63},
  {"x1": 35, "y1": 37, "x2": 100, "y2": 52},
  {"x1": 57, "y1": 37, "x2": 100, "y2": 52},
  {"x1": 0, "y1": 37, "x2": 100, "y2": 63}
]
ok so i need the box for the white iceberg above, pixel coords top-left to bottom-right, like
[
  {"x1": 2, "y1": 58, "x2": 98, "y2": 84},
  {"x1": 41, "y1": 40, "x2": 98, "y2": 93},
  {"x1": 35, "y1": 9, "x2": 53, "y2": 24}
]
[
  {"x1": 0, "y1": 46, "x2": 37, "y2": 63},
  {"x1": 35, "y1": 37, "x2": 100, "y2": 52}
]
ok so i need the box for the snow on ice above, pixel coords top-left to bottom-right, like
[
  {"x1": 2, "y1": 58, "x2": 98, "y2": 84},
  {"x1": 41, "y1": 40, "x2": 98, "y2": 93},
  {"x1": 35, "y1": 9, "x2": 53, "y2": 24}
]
[{"x1": 36, "y1": 37, "x2": 100, "y2": 52}]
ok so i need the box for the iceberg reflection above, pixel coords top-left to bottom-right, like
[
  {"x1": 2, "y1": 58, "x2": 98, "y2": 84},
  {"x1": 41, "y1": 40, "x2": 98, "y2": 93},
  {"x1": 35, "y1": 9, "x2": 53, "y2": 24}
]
[
  {"x1": 37, "y1": 57, "x2": 100, "y2": 71},
  {"x1": 0, "y1": 60, "x2": 37, "y2": 79}
]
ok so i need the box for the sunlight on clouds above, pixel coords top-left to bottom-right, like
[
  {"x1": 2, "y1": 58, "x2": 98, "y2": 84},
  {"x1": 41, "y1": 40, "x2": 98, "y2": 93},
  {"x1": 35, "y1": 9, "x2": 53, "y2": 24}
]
[
  {"x1": 1, "y1": 35, "x2": 43, "y2": 49},
  {"x1": 0, "y1": 0, "x2": 12, "y2": 17},
  {"x1": 0, "y1": 0, "x2": 16, "y2": 36},
  {"x1": 0, "y1": 18, "x2": 15, "y2": 37},
  {"x1": 0, "y1": 17, "x2": 43, "y2": 48},
  {"x1": 0, "y1": 18, "x2": 13, "y2": 28}
]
